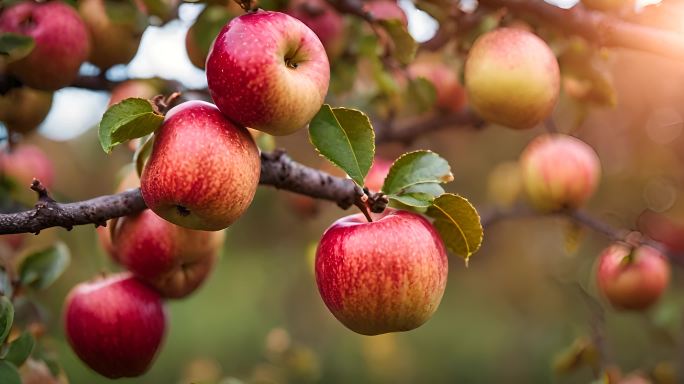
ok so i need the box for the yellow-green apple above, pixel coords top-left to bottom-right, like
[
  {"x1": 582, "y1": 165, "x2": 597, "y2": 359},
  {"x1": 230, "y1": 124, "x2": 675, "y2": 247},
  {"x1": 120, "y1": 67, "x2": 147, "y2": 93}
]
[
  {"x1": 0, "y1": 2, "x2": 91, "y2": 90},
  {"x1": 316, "y1": 209, "x2": 448, "y2": 335},
  {"x1": 464, "y1": 28, "x2": 560, "y2": 130},
  {"x1": 597, "y1": 244, "x2": 670, "y2": 310},
  {"x1": 108, "y1": 79, "x2": 163, "y2": 106},
  {"x1": 0, "y1": 87, "x2": 53, "y2": 134},
  {"x1": 140, "y1": 101, "x2": 260, "y2": 231},
  {"x1": 109, "y1": 209, "x2": 226, "y2": 298},
  {"x1": 206, "y1": 10, "x2": 330, "y2": 136},
  {"x1": 64, "y1": 273, "x2": 166, "y2": 378},
  {"x1": 185, "y1": 5, "x2": 236, "y2": 69},
  {"x1": 286, "y1": 0, "x2": 346, "y2": 60},
  {"x1": 520, "y1": 134, "x2": 600, "y2": 212},
  {"x1": 0, "y1": 144, "x2": 54, "y2": 190},
  {"x1": 581, "y1": 0, "x2": 627, "y2": 11},
  {"x1": 363, "y1": 0, "x2": 408, "y2": 26},
  {"x1": 365, "y1": 157, "x2": 392, "y2": 192},
  {"x1": 409, "y1": 61, "x2": 467, "y2": 113},
  {"x1": 79, "y1": 0, "x2": 146, "y2": 70}
]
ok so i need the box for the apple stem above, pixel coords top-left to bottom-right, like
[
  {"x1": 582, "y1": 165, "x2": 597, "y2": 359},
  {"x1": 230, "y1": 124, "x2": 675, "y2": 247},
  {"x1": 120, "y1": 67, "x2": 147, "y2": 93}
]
[{"x1": 353, "y1": 194, "x2": 373, "y2": 223}]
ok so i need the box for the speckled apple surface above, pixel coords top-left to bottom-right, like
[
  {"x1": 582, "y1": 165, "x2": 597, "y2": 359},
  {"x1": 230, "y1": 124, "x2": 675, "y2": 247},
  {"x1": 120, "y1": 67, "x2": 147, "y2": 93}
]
[
  {"x1": 64, "y1": 274, "x2": 166, "y2": 378},
  {"x1": 316, "y1": 209, "x2": 448, "y2": 335},
  {"x1": 140, "y1": 100, "x2": 260, "y2": 231},
  {"x1": 206, "y1": 10, "x2": 330, "y2": 136}
]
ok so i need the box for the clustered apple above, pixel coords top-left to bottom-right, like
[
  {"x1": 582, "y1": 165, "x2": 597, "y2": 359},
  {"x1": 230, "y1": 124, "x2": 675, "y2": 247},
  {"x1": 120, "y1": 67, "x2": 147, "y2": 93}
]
[
  {"x1": 520, "y1": 134, "x2": 601, "y2": 212},
  {"x1": 286, "y1": 0, "x2": 346, "y2": 60},
  {"x1": 409, "y1": 60, "x2": 467, "y2": 113},
  {"x1": 596, "y1": 243, "x2": 670, "y2": 310},
  {"x1": 316, "y1": 209, "x2": 448, "y2": 335},
  {"x1": 0, "y1": 86, "x2": 53, "y2": 135},
  {"x1": 0, "y1": 144, "x2": 54, "y2": 192},
  {"x1": 464, "y1": 28, "x2": 560, "y2": 130}
]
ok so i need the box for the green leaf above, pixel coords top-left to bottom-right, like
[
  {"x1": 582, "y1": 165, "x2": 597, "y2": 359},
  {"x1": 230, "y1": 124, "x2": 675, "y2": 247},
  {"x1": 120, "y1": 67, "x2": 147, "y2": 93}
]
[
  {"x1": 99, "y1": 98, "x2": 164, "y2": 154},
  {"x1": 308, "y1": 105, "x2": 375, "y2": 186},
  {"x1": 189, "y1": 5, "x2": 234, "y2": 60},
  {"x1": 382, "y1": 151, "x2": 453, "y2": 195},
  {"x1": 0, "y1": 296, "x2": 13, "y2": 343},
  {"x1": 4, "y1": 332, "x2": 34, "y2": 367},
  {"x1": 378, "y1": 19, "x2": 417, "y2": 65},
  {"x1": 104, "y1": 0, "x2": 148, "y2": 32},
  {"x1": 134, "y1": 134, "x2": 155, "y2": 178},
  {"x1": 406, "y1": 77, "x2": 437, "y2": 113},
  {"x1": 0, "y1": 361, "x2": 20, "y2": 384},
  {"x1": 18, "y1": 242, "x2": 70, "y2": 290},
  {"x1": 426, "y1": 193, "x2": 483, "y2": 263},
  {"x1": 0, "y1": 33, "x2": 35, "y2": 62},
  {"x1": 387, "y1": 183, "x2": 444, "y2": 208}
]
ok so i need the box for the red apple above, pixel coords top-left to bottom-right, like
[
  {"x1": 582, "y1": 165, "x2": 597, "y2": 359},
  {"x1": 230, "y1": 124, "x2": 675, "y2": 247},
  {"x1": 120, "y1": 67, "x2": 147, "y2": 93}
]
[
  {"x1": 141, "y1": 101, "x2": 260, "y2": 231},
  {"x1": 637, "y1": 210, "x2": 684, "y2": 254},
  {"x1": 365, "y1": 157, "x2": 392, "y2": 192},
  {"x1": 464, "y1": 28, "x2": 560, "y2": 130},
  {"x1": 0, "y1": 2, "x2": 91, "y2": 90},
  {"x1": 108, "y1": 79, "x2": 163, "y2": 106},
  {"x1": 64, "y1": 274, "x2": 166, "y2": 378},
  {"x1": 79, "y1": 0, "x2": 146, "y2": 70},
  {"x1": 110, "y1": 209, "x2": 225, "y2": 298},
  {"x1": 286, "y1": 0, "x2": 346, "y2": 60},
  {"x1": 0, "y1": 87, "x2": 53, "y2": 134},
  {"x1": 597, "y1": 244, "x2": 670, "y2": 310},
  {"x1": 0, "y1": 144, "x2": 54, "y2": 190},
  {"x1": 316, "y1": 209, "x2": 448, "y2": 335},
  {"x1": 409, "y1": 61, "x2": 467, "y2": 113},
  {"x1": 185, "y1": 5, "x2": 236, "y2": 70},
  {"x1": 206, "y1": 10, "x2": 330, "y2": 136},
  {"x1": 363, "y1": 0, "x2": 408, "y2": 26},
  {"x1": 520, "y1": 134, "x2": 601, "y2": 212}
]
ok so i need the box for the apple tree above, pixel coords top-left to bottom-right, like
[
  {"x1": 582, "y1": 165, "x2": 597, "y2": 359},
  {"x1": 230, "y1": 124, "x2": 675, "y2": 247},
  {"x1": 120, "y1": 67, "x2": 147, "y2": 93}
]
[{"x1": 0, "y1": 0, "x2": 682, "y2": 382}]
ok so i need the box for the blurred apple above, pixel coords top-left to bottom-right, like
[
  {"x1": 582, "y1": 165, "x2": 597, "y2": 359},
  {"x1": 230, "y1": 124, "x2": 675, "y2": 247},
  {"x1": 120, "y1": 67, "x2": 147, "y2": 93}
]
[
  {"x1": 409, "y1": 61, "x2": 466, "y2": 113},
  {"x1": 0, "y1": 87, "x2": 53, "y2": 135},
  {"x1": 185, "y1": 5, "x2": 236, "y2": 69},
  {"x1": 363, "y1": 0, "x2": 408, "y2": 26},
  {"x1": 108, "y1": 79, "x2": 163, "y2": 106},
  {"x1": 286, "y1": 0, "x2": 346, "y2": 60},
  {"x1": 0, "y1": 144, "x2": 54, "y2": 191},
  {"x1": 637, "y1": 210, "x2": 684, "y2": 254},
  {"x1": 365, "y1": 157, "x2": 392, "y2": 192}
]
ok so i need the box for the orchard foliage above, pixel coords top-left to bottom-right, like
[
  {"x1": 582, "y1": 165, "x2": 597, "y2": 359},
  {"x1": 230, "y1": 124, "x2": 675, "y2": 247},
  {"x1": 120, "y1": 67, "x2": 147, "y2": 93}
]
[{"x1": 0, "y1": 0, "x2": 682, "y2": 382}]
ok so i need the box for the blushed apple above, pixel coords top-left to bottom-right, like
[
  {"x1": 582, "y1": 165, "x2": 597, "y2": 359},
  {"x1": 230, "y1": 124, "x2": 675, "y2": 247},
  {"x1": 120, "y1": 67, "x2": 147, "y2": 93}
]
[
  {"x1": 365, "y1": 157, "x2": 392, "y2": 192},
  {"x1": 597, "y1": 243, "x2": 670, "y2": 310},
  {"x1": 363, "y1": 0, "x2": 408, "y2": 26},
  {"x1": 108, "y1": 79, "x2": 163, "y2": 106},
  {"x1": 0, "y1": 2, "x2": 91, "y2": 90},
  {"x1": 206, "y1": 10, "x2": 330, "y2": 136},
  {"x1": 79, "y1": 0, "x2": 146, "y2": 70},
  {"x1": 286, "y1": 0, "x2": 346, "y2": 60},
  {"x1": 0, "y1": 144, "x2": 54, "y2": 190},
  {"x1": 64, "y1": 273, "x2": 166, "y2": 378},
  {"x1": 0, "y1": 87, "x2": 53, "y2": 134},
  {"x1": 464, "y1": 28, "x2": 560, "y2": 129},
  {"x1": 316, "y1": 209, "x2": 448, "y2": 335},
  {"x1": 141, "y1": 101, "x2": 260, "y2": 231},
  {"x1": 520, "y1": 134, "x2": 601, "y2": 212},
  {"x1": 409, "y1": 61, "x2": 467, "y2": 113}
]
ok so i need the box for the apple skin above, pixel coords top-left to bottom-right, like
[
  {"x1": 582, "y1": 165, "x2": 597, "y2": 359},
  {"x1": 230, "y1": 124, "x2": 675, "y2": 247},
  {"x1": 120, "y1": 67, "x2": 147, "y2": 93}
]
[
  {"x1": 0, "y1": 87, "x2": 53, "y2": 134},
  {"x1": 464, "y1": 28, "x2": 560, "y2": 130},
  {"x1": 0, "y1": 2, "x2": 91, "y2": 90},
  {"x1": 597, "y1": 244, "x2": 670, "y2": 310},
  {"x1": 316, "y1": 209, "x2": 448, "y2": 335},
  {"x1": 409, "y1": 61, "x2": 467, "y2": 113},
  {"x1": 110, "y1": 209, "x2": 225, "y2": 298},
  {"x1": 365, "y1": 157, "x2": 392, "y2": 192},
  {"x1": 185, "y1": 5, "x2": 236, "y2": 70},
  {"x1": 581, "y1": 0, "x2": 627, "y2": 11},
  {"x1": 363, "y1": 0, "x2": 408, "y2": 26},
  {"x1": 206, "y1": 10, "x2": 330, "y2": 136},
  {"x1": 141, "y1": 101, "x2": 260, "y2": 231},
  {"x1": 79, "y1": 0, "x2": 145, "y2": 70},
  {"x1": 0, "y1": 144, "x2": 54, "y2": 190},
  {"x1": 520, "y1": 134, "x2": 601, "y2": 212},
  {"x1": 286, "y1": 0, "x2": 346, "y2": 60},
  {"x1": 64, "y1": 273, "x2": 166, "y2": 378}
]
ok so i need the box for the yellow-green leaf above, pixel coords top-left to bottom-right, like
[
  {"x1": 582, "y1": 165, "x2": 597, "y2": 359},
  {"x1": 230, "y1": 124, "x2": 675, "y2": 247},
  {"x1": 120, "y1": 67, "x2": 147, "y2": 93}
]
[
  {"x1": 427, "y1": 193, "x2": 483, "y2": 263},
  {"x1": 0, "y1": 33, "x2": 34, "y2": 63},
  {"x1": 378, "y1": 19, "x2": 417, "y2": 65},
  {"x1": 382, "y1": 150, "x2": 453, "y2": 195},
  {"x1": 19, "y1": 242, "x2": 70, "y2": 290}
]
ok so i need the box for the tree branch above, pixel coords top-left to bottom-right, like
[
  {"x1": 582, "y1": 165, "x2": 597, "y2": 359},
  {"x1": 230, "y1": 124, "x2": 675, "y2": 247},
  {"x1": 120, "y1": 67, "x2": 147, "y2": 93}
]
[
  {"x1": 0, "y1": 150, "x2": 363, "y2": 235},
  {"x1": 478, "y1": 0, "x2": 684, "y2": 61}
]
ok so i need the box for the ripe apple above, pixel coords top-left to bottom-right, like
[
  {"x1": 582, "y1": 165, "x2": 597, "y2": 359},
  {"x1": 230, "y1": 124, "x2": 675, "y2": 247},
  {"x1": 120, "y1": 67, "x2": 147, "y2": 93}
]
[
  {"x1": 0, "y1": 2, "x2": 91, "y2": 90},
  {"x1": 637, "y1": 210, "x2": 684, "y2": 254},
  {"x1": 409, "y1": 61, "x2": 467, "y2": 113},
  {"x1": 363, "y1": 0, "x2": 408, "y2": 26},
  {"x1": 110, "y1": 209, "x2": 225, "y2": 298},
  {"x1": 286, "y1": 0, "x2": 346, "y2": 60},
  {"x1": 365, "y1": 157, "x2": 392, "y2": 192},
  {"x1": 520, "y1": 134, "x2": 601, "y2": 212},
  {"x1": 64, "y1": 273, "x2": 166, "y2": 378},
  {"x1": 79, "y1": 0, "x2": 146, "y2": 70},
  {"x1": 0, "y1": 144, "x2": 54, "y2": 190},
  {"x1": 0, "y1": 87, "x2": 53, "y2": 134},
  {"x1": 597, "y1": 244, "x2": 670, "y2": 310},
  {"x1": 185, "y1": 5, "x2": 236, "y2": 69},
  {"x1": 581, "y1": 0, "x2": 627, "y2": 11},
  {"x1": 206, "y1": 10, "x2": 330, "y2": 136},
  {"x1": 316, "y1": 209, "x2": 448, "y2": 335},
  {"x1": 140, "y1": 101, "x2": 260, "y2": 231},
  {"x1": 464, "y1": 28, "x2": 560, "y2": 130},
  {"x1": 108, "y1": 79, "x2": 163, "y2": 106}
]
